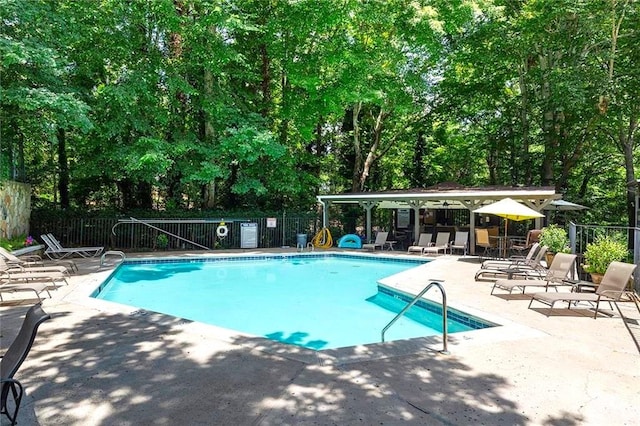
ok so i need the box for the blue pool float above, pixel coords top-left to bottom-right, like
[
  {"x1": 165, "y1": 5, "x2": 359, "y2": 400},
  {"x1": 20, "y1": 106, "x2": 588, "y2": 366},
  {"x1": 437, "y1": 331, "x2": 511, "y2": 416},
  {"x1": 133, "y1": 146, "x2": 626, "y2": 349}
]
[{"x1": 337, "y1": 234, "x2": 363, "y2": 249}]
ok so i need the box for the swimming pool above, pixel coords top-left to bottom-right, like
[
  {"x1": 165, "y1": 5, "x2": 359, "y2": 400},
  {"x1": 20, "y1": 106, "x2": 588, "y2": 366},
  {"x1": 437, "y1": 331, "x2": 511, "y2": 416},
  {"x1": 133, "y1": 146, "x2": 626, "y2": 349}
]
[{"x1": 93, "y1": 254, "x2": 494, "y2": 350}]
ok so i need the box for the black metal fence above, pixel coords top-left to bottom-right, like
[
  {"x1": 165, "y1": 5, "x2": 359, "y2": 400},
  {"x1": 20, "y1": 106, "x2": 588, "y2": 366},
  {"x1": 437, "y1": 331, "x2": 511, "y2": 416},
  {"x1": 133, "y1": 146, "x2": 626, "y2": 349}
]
[
  {"x1": 569, "y1": 222, "x2": 640, "y2": 292},
  {"x1": 30, "y1": 215, "x2": 320, "y2": 252}
]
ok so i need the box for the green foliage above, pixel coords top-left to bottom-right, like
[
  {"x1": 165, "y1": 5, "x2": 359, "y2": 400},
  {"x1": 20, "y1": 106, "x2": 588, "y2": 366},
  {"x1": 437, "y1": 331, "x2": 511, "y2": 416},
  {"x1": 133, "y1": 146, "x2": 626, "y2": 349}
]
[
  {"x1": 539, "y1": 225, "x2": 570, "y2": 254},
  {"x1": 583, "y1": 235, "x2": 629, "y2": 275},
  {"x1": 156, "y1": 234, "x2": 169, "y2": 250},
  {"x1": 0, "y1": 234, "x2": 34, "y2": 251},
  {"x1": 2, "y1": 0, "x2": 638, "y2": 226}
]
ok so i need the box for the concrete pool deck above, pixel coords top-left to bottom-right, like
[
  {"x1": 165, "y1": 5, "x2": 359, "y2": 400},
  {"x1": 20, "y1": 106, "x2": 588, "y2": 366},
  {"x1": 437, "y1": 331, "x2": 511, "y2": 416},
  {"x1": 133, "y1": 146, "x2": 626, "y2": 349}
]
[{"x1": 1, "y1": 250, "x2": 639, "y2": 425}]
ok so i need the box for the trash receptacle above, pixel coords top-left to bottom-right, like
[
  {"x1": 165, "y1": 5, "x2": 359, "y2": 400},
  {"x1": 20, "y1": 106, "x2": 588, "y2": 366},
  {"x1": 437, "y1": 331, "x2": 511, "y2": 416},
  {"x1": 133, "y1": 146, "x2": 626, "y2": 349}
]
[{"x1": 296, "y1": 233, "x2": 308, "y2": 248}]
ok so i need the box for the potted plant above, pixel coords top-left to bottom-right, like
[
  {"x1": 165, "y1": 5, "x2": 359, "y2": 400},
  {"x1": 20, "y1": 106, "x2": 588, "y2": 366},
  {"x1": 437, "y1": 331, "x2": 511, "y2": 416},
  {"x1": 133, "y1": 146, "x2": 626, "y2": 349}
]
[
  {"x1": 583, "y1": 235, "x2": 628, "y2": 284},
  {"x1": 538, "y1": 224, "x2": 570, "y2": 265}
]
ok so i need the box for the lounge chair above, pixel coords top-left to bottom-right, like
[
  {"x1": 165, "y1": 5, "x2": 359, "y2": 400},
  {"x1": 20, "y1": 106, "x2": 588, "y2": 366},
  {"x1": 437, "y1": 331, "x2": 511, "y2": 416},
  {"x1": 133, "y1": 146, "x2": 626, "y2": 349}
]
[
  {"x1": 491, "y1": 253, "x2": 577, "y2": 295},
  {"x1": 1, "y1": 303, "x2": 51, "y2": 425},
  {"x1": 422, "y1": 232, "x2": 450, "y2": 256},
  {"x1": 0, "y1": 279, "x2": 59, "y2": 302},
  {"x1": 362, "y1": 231, "x2": 389, "y2": 250},
  {"x1": 1, "y1": 252, "x2": 72, "y2": 276},
  {"x1": 0, "y1": 247, "x2": 77, "y2": 273},
  {"x1": 449, "y1": 231, "x2": 469, "y2": 256},
  {"x1": 0, "y1": 266, "x2": 66, "y2": 301},
  {"x1": 479, "y1": 243, "x2": 540, "y2": 271},
  {"x1": 41, "y1": 234, "x2": 104, "y2": 259},
  {"x1": 475, "y1": 245, "x2": 548, "y2": 281},
  {"x1": 407, "y1": 233, "x2": 433, "y2": 254},
  {"x1": 1, "y1": 269, "x2": 69, "y2": 285},
  {"x1": 528, "y1": 261, "x2": 638, "y2": 318}
]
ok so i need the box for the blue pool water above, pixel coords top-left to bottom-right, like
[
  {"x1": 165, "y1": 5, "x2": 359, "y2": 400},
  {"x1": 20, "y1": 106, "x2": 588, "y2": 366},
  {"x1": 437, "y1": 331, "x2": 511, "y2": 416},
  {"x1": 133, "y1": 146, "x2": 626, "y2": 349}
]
[{"x1": 93, "y1": 254, "x2": 493, "y2": 350}]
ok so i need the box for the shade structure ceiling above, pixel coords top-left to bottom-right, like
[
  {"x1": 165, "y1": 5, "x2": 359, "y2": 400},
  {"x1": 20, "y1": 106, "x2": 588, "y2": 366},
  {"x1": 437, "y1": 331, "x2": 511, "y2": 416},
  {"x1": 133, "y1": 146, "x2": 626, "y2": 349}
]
[
  {"x1": 317, "y1": 185, "x2": 561, "y2": 211},
  {"x1": 316, "y1": 184, "x2": 563, "y2": 255}
]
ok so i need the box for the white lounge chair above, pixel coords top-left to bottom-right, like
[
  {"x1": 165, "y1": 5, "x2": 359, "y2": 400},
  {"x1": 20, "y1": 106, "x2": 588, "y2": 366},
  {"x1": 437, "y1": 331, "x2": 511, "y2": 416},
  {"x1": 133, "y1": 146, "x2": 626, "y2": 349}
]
[
  {"x1": 362, "y1": 232, "x2": 389, "y2": 250},
  {"x1": 407, "y1": 233, "x2": 432, "y2": 254},
  {"x1": 41, "y1": 234, "x2": 104, "y2": 259},
  {"x1": 0, "y1": 248, "x2": 75, "y2": 275},
  {"x1": 423, "y1": 232, "x2": 450, "y2": 256},
  {"x1": 449, "y1": 231, "x2": 469, "y2": 256}
]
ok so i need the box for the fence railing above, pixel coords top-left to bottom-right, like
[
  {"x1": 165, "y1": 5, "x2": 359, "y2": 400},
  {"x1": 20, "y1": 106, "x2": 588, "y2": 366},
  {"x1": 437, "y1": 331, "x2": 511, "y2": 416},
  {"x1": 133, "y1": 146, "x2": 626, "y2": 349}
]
[
  {"x1": 569, "y1": 222, "x2": 640, "y2": 292},
  {"x1": 30, "y1": 215, "x2": 320, "y2": 252},
  {"x1": 29, "y1": 216, "x2": 640, "y2": 292}
]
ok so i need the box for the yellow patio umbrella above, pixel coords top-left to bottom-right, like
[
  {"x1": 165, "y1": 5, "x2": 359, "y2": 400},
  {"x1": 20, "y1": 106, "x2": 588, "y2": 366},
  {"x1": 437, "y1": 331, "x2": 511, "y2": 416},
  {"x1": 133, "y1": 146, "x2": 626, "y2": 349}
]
[
  {"x1": 474, "y1": 197, "x2": 544, "y2": 229},
  {"x1": 473, "y1": 198, "x2": 544, "y2": 255}
]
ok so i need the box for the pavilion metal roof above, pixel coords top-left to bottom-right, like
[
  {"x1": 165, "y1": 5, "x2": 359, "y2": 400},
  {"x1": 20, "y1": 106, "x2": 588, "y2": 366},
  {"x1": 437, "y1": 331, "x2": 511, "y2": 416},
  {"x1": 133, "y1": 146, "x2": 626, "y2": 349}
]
[{"x1": 316, "y1": 183, "x2": 561, "y2": 210}]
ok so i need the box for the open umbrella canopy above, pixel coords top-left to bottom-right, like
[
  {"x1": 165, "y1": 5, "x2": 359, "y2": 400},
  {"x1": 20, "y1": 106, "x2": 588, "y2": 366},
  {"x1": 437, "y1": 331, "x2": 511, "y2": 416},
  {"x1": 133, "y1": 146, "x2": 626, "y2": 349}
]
[
  {"x1": 543, "y1": 200, "x2": 588, "y2": 211},
  {"x1": 473, "y1": 198, "x2": 544, "y2": 221}
]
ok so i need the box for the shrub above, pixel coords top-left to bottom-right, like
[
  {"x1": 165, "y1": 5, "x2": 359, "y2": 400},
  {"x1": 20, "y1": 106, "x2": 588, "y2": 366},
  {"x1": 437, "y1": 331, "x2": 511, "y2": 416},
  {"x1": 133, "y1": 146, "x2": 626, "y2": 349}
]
[
  {"x1": 156, "y1": 234, "x2": 169, "y2": 249},
  {"x1": 583, "y1": 235, "x2": 628, "y2": 275},
  {"x1": 538, "y1": 224, "x2": 570, "y2": 254}
]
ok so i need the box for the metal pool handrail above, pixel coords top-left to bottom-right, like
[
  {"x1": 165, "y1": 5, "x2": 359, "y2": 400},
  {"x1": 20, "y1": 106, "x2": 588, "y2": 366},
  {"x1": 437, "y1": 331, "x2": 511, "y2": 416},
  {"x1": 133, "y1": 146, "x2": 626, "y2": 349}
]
[
  {"x1": 112, "y1": 217, "x2": 212, "y2": 251},
  {"x1": 381, "y1": 280, "x2": 449, "y2": 355}
]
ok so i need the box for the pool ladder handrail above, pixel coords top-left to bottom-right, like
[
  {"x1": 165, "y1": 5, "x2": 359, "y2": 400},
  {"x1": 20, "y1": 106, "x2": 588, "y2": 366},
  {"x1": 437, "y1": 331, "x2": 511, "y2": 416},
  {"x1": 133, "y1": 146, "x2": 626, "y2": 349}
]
[
  {"x1": 113, "y1": 217, "x2": 212, "y2": 251},
  {"x1": 381, "y1": 280, "x2": 449, "y2": 355}
]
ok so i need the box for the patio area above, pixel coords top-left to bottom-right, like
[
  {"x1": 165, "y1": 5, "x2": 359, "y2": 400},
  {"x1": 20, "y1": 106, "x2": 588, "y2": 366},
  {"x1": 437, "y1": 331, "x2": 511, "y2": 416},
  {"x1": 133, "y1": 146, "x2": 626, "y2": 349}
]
[{"x1": 2, "y1": 250, "x2": 639, "y2": 425}]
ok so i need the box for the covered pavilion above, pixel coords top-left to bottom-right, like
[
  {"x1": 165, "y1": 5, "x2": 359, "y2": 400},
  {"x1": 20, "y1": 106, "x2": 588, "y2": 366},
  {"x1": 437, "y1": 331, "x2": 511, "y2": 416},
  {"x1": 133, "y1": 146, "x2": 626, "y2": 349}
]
[{"x1": 316, "y1": 183, "x2": 561, "y2": 255}]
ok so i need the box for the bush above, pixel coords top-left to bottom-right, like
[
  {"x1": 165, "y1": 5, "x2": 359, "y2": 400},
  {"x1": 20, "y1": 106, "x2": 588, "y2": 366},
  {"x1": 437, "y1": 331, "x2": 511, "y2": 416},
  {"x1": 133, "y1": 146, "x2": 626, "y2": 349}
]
[
  {"x1": 156, "y1": 234, "x2": 169, "y2": 249},
  {"x1": 0, "y1": 235, "x2": 35, "y2": 251},
  {"x1": 583, "y1": 235, "x2": 628, "y2": 275},
  {"x1": 538, "y1": 224, "x2": 570, "y2": 253}
]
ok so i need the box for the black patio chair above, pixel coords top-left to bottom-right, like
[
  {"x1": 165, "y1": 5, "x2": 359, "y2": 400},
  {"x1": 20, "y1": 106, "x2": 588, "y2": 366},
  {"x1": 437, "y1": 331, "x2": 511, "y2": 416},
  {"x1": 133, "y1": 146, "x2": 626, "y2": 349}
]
[{"x1": 1, "y1": 303, "x2": 51, "y2": 425}]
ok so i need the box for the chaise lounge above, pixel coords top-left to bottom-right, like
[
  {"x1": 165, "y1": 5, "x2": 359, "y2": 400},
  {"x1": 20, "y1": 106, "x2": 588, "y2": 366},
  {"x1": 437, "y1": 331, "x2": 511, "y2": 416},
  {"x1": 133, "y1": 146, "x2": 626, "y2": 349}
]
[
  {"x1": 362, "y1": 231, "x2": 389, "y2": 250},
  {"x1": 422, "y1": 232, "x2": 450, "y2": 256},
  {"x1": 528, "y1": 261, "x2": 638, "y2": 318},
  {"x1": 475, "y1": 245, "x2": 548, "y2": 281},
  {"x1": 491, "y1": 253, "x2": 577, "y2": 295},
  {"x1": 407, "y1": 233, "x2": 433, "y2": 254},
  {"x1": 41, "y1": 234, "x2": 104, "y2": 259}
]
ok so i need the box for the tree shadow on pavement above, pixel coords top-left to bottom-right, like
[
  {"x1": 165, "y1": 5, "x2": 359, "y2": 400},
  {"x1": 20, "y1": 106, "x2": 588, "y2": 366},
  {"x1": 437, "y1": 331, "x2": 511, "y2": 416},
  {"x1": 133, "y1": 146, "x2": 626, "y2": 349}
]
[{"x1": 3, "y1": 304, "x2": 586, "y2": 425}]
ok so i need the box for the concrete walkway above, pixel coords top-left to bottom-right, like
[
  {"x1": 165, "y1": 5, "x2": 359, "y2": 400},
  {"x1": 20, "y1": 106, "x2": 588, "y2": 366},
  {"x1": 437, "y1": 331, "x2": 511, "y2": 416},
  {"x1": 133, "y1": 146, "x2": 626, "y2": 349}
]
[{"x1": 1, "y1": 251, "x2": 639, "y2": 425}]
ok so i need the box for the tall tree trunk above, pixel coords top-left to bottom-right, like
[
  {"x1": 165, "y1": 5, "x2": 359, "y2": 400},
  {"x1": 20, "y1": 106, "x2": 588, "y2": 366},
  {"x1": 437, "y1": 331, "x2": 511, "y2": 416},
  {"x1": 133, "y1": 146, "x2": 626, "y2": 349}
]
[
  {"x1": 16, "y1": 131, "x2": 25, "y2": 182},
  {"x1": 202, "y1": 64, "x2": 217, "y2": 209},
  {"x1": 136, "y1": 182, "x2": 153, "y2": 209},
  {"x1": 410, "y1": 132, "x2": 426, "y2": 187},
  {"x1": 279, "y1": 72, "x2": 289, "y2": 145},
  {"x1": 351, "y1": 102, "x2": 362, "y2": 192},
  {"x1": 538, "y1": 51, "x2": 560, "y2": 187},
  {"x1": 260, "y1": 43, "x2": 270, "y2": 118},
  {"x1": 621, "y1": 115, "x2": 638, "y2": 229},
  {"x1": 57, "y1": 128, "x2": 69, "y2": 208},
  {"x1": 359, "y1": 108, "x2": 386, "y2": 191},
  {"x1": 518, "y1": 57, "x2": 531, "y2": 185}
]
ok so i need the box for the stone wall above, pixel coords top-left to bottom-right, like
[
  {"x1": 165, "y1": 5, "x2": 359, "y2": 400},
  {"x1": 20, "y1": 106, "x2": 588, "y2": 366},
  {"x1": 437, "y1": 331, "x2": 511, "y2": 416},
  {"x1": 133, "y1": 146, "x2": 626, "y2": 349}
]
[{"x1": 0, "y1": 181, "x2": 31, "y2": 239}]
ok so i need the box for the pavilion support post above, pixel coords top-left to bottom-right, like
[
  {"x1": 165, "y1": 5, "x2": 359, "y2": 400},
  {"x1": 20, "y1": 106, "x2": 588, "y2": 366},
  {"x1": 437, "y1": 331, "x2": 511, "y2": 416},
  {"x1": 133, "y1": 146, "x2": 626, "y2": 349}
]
[
  {"x1": 469, "y1": 208, "x2": 476, "y2": 255},
  {"x1": 460, "y1": 200, "x2": 481, "y2": 256},
  {"x1": 535, "y1": 217, "x2": 543, "y2": 229},
  {"x1": 320, "y1": 200, "x2": 330, "y2": 228},
  {"x1": 360, "y1": 201, "x2": 378, "y2": 242},
  {"x1": 409, "y1": 200, "x2": 422, "y2": 245}
]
